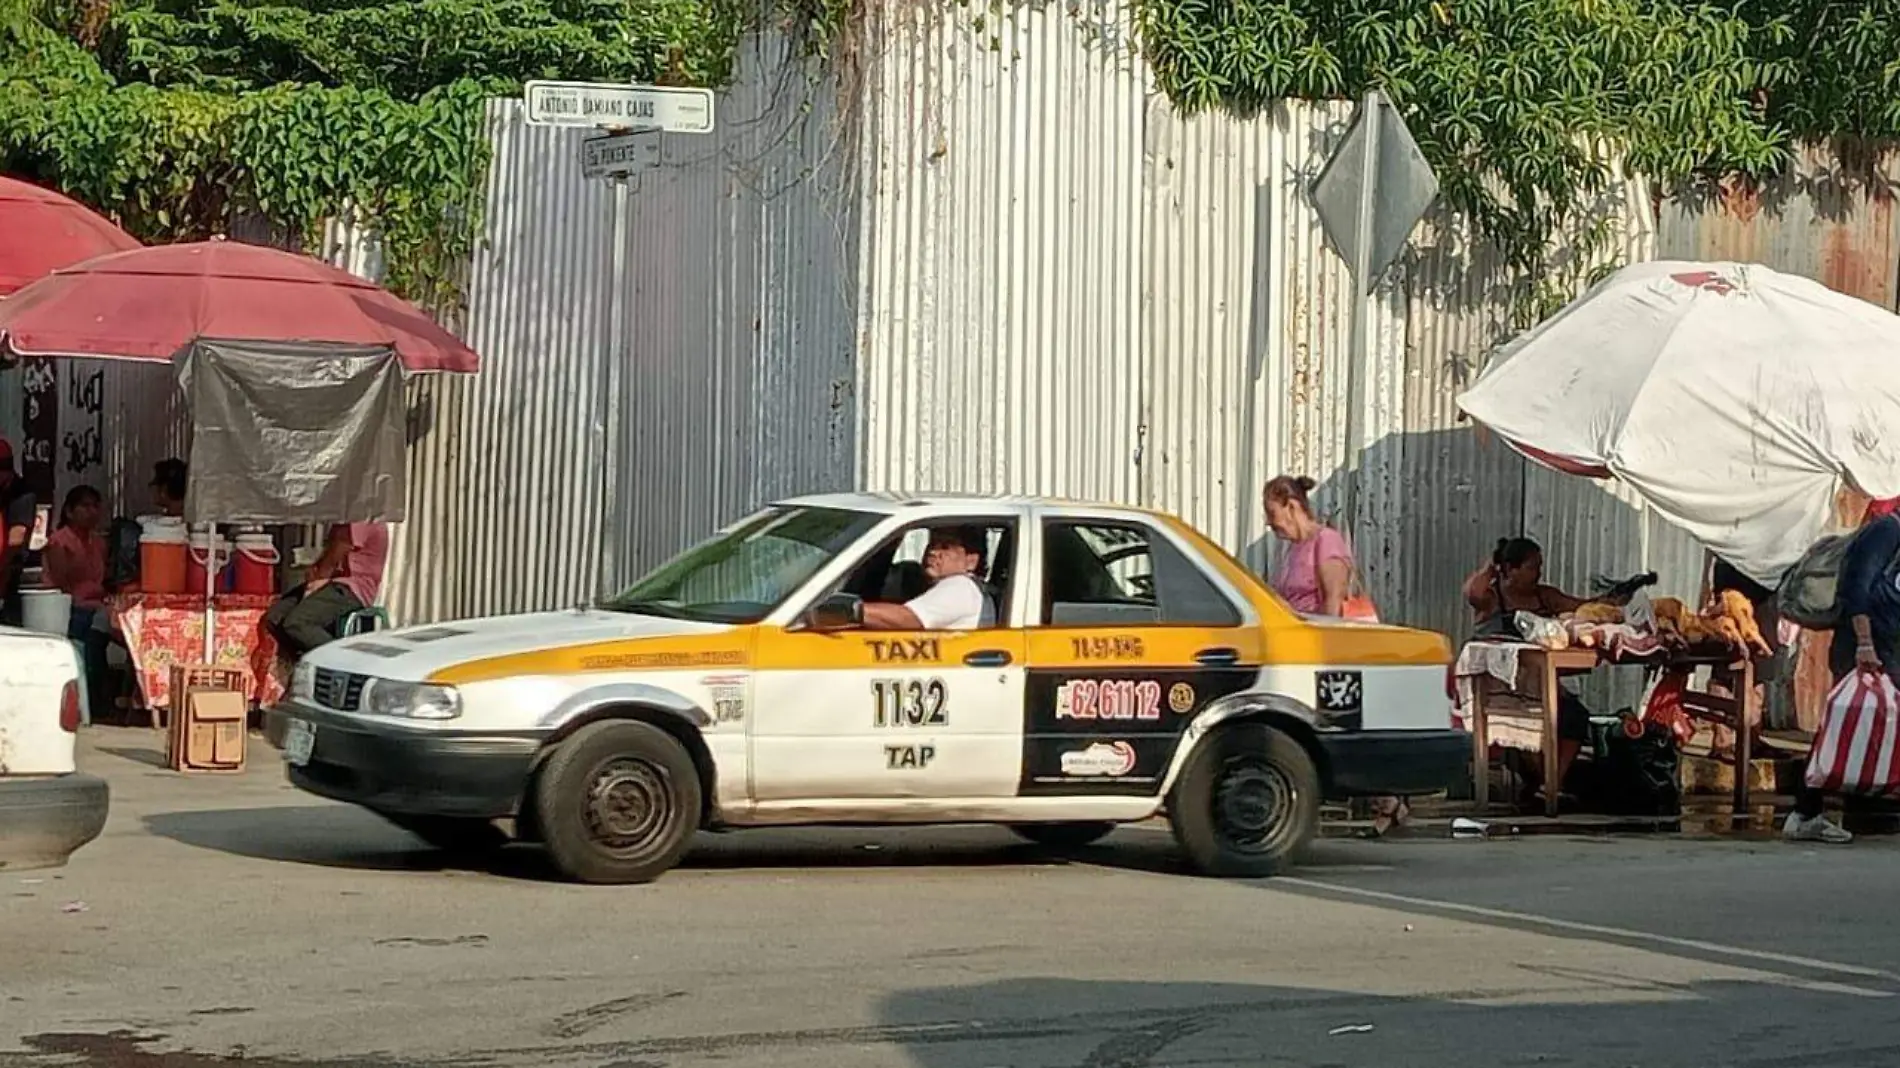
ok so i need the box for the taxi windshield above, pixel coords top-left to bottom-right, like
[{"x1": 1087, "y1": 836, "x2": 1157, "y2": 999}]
[{"x1": 602, "y1": 506, "x2": 879, "y2": 624}]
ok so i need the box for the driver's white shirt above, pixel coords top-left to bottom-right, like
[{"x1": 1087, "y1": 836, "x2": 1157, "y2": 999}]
[{"x1": 904, "y1": 574, "x2": 995, "y2": 630}]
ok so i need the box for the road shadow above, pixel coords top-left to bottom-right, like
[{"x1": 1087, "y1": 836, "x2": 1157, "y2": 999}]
[
  {"x1": 97, "y1": 746, "x2": 168, "y2": 769},
  {"x1": 860, "y1": 976, "x2": 1900, "y2": 1068},
  {"x1": 410, "y1": 975, "x2": 1900, "y2": 1066},
  {"x1": 135, "y1": 806, "x2": 1131, "y2": 878},
  {"x1": 136, "y1": 806, "x2": 1394, "y2": 881},
  {"x1": 141, "y1": 806, "x2": 558, "y2": 878}
]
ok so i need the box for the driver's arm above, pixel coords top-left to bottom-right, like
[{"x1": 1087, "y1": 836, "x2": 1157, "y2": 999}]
[
  {"x1": 862, "y1": 602, "x2": 924, "y2": 630},
  {"x1": 304, "y1": 525, "x2": 353, "y2": 589}
]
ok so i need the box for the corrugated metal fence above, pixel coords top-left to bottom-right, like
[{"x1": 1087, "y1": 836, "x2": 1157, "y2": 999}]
[
  {"x1": 851, "y1": 3, "x2": 1409, "y2": 583},
  {"x1": 1660, "y1": 146, "x2": 1900, "y2": 312},
  {"x1": 380, "y1": 36, "x2": 859, "y2": 625}
]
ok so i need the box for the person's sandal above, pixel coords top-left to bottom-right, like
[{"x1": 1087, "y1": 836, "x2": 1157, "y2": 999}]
[{"x1": 1358, "y1": 799, "x2": 1412, "y2": 839}]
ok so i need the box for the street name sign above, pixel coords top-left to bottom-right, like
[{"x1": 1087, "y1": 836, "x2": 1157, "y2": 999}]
[
  {"x1": 581, "y1": 131, "x2": 661, "y2": 179},
  {"x1": 523, "y1": 80, "x2": 715, "y2": 133}
]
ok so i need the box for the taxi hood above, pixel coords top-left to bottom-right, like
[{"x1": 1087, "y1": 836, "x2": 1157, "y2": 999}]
[{"x1": 301, "y1": 610, "x2": 734, "y2": 682}]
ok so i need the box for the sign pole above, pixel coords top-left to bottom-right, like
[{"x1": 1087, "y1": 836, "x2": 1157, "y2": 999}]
[
  {"x1": 1342, "y1": 90, "x2": 1380, "y2": 537},
  {"x1": 599, "y1": 173, "x2": 630, "y2": 597},
  {"x1": 525, "y1": 78, "x2": 715, "y2": 596}
]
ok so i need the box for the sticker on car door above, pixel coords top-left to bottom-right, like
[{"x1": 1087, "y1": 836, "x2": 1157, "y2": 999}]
[{"x1": 1017, "y1": 667, "x2": 1255, "y2": 795}]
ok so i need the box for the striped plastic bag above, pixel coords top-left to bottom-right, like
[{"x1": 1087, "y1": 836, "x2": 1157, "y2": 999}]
[{"x1": 1806, "y1": 671, "x2": 1900, "y2": 795}]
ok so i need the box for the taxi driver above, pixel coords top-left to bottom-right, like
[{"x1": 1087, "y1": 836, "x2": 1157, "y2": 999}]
[{"x1": 862, "y1": 525, "x2": 996, "y2": 631}]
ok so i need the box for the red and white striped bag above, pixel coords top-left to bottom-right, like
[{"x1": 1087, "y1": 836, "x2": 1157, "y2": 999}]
[{"x1": 1807, "y1": 671, "x2": 1900, "y2": 795}]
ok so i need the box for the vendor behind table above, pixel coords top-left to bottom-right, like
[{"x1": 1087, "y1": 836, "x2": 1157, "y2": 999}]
[{"x1": 1463, "y1": 536, "x2": 1595, "y2": 799}]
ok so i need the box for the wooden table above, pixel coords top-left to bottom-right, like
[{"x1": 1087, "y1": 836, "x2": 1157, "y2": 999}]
[{"x1": 1468, "y1": 646, "x2": 1757, "y2": 817}]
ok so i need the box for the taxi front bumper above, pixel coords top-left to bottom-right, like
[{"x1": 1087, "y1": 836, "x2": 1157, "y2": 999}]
[{"x1": 265, "y1": 703, "x2": 541, "y2": 819}]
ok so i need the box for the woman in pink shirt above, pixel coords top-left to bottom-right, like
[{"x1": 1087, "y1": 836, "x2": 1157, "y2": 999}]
[
  {"x1": 1263, "y1": 475, "x2": 1408, "y2": 835},
  {"x1": 1263, "y1": 475, "x2": 1353, "y2": 616},
  {"x1": 43, "y1": 485, "x2": 108, "y2": 618},
  {"x1": 44, "y1": 485, "x2": 121, "y2": 720}
]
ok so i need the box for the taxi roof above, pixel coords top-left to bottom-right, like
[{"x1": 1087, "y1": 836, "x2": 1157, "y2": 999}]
[{"x1": 774, "y1": 491, "x2": 1160, "y2": 519}]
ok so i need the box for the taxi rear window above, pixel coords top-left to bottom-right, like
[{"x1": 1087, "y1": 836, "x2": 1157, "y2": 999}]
[{"x1": 1042, "y1": 520, "x2": 1241, "y2": 627}]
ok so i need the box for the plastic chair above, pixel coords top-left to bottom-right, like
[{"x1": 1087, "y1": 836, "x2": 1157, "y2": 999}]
[{"x1": 339, "y1": 606, "x2": 389, "y2": 637}]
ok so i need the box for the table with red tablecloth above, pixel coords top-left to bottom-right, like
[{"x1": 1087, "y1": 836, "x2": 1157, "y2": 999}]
[{"x1": 108, "y1": 593, "x2": 287, "y2": 712}]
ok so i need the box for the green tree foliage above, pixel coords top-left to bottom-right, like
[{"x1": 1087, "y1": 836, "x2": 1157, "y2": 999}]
[
  {"x1": 102, "y1": 0, "x2": 743, "y2": 96},
  {"x1": 1132, "y1": 0, "x2": 1898, "y2": 277},
  {"x1": 1741, "y1": 0, "x2": 1900, "y2": 145},
  {"x1": 0, "y1": 0, "x2": 751, "y2": 303}
]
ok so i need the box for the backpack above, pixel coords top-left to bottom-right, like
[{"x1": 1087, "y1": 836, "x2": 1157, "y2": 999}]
[
  {"x1": 104, "y1": 517, "x2": 143, "y2": 593},
  {"x1": 1777, "y1": 531, "x2": 1863, "y2": 629}
]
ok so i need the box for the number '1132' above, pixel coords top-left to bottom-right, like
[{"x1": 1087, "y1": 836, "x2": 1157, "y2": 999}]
[{"x1": 871, "y1": 678, "x2": 948, "y2": 726}]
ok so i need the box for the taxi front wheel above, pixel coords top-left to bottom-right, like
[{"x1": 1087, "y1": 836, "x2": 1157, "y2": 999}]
[
  {"x1": 535, "y1": 720, "x2": 703, "y2": 884},
  {"x1": 1168, "y1": 722, "x2": 1320, "y2": 878}
]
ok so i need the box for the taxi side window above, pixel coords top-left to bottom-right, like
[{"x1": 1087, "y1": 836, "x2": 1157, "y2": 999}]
[
  {"x1": 1041, "y1": 521, "x2": 1241, "y2": 627},
  {"x1": 835, "y1": 520, "x2": 1019, "y2": 623}
]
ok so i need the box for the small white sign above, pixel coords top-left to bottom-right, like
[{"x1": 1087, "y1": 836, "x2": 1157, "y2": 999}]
[
  {"x1": 581, "y1": 131, "x2": 661, "y2": 180},
  {"x1": 523, "y1": 80, "x2": 715, "y2": 133}
]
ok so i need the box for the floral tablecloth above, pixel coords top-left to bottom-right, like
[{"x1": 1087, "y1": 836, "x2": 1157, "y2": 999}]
[{"x1": 109, "y1": 593, "x2": 287, "y2": 711}]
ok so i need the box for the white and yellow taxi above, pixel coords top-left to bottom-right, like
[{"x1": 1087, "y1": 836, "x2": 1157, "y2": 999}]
[{"x1": 267, "y1": 493, "x2": 1464, "y2": 883}]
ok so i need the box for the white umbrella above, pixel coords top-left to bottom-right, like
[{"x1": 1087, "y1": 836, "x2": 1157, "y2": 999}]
[{"x1": 1457, "y1": 260, "x2": 1900, "y2": 584}]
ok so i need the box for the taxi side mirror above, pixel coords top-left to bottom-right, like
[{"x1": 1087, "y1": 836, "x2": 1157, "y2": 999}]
[{"x1": 809, "y1": 592, "x2": 864, "y2": 629}]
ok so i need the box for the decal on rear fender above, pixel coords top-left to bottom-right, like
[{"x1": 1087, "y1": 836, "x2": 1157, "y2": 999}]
[{"x1": 1315, "y1": 670, "x2": 1364, "y2": 730}]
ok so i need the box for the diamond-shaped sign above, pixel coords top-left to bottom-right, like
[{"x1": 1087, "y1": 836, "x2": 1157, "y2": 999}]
[{"x1": 1312, "y1": 92, "x2": 1439, "y2": 292}]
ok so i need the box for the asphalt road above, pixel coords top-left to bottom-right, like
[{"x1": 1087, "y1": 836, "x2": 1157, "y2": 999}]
[{"x1": 4, "y1": 731, "x2": 1898, "y2": 1068}]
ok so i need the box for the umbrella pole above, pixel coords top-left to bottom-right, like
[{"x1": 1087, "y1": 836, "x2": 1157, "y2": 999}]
[{"x1": 202, "y1": 526, "x2": 216, "y2": 663}]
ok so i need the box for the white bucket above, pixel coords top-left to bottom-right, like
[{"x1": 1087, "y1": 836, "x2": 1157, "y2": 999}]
[
  {"x1": 139, "y1": 516, "x2": 187, "y2": 546},
  {"x1": 20, "y1": 588, "x2": 72, "y2": 636}
]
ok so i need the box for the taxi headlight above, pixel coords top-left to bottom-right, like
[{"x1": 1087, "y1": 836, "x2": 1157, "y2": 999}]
[
  {"x1": 364, "y1": 680, "x2": 462, "y2": 720},
  {"x1": 291, "y1": 660, "x2": 316, "y2": 700}
]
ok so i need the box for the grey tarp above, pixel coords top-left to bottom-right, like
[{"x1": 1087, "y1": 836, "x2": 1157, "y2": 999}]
[{"x1": 175, "y1": 338, "x2": 406, "y2": 524}]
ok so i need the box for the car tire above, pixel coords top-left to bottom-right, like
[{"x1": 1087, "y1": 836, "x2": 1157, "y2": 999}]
[
  {"x1": 535, "y1": 720, "x2": 702, "y2": 885},
  {"x1": 1168, "y1": 722, "x2": 1320, "y2": 878},
  {"x1": 1008, "y1": 821, "x2": 1116, "y2": 850},
  {"x1": 381, "y1": 814, "x2": 509, "y2": 854}
]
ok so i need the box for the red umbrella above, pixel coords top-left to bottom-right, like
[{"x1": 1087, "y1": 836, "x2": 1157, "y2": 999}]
[
  {"x1": 0, "y1": 239, "x2": 479, "y2": 373},
  {"x1": 0, "y1": 176, "x2": 142, "y2": 296}
]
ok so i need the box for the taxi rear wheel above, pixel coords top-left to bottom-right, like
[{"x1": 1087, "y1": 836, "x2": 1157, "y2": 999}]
[
  {"x1": 1009, "y1": 821, "x2": 1116, "y2": 850},
  {"x1": 535, "y1": 720, "x2": 702, "y2": 884},
  {"x1": 1168, "y1": 722, "x2": 1319, "y2": 878}
]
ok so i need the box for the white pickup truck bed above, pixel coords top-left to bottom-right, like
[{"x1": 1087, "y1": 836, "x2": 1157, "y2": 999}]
[{"x1": 0, "y1": 625, "x2": 109, "y2": 870}]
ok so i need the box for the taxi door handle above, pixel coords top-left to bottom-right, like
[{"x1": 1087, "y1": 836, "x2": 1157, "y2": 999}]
[
  {"x1": 1195, "y1": 647, "x2": 1239, "y2": 667},
  {"x1": 964, "y1": 650, "x2": 1012, "y2": 667}
]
